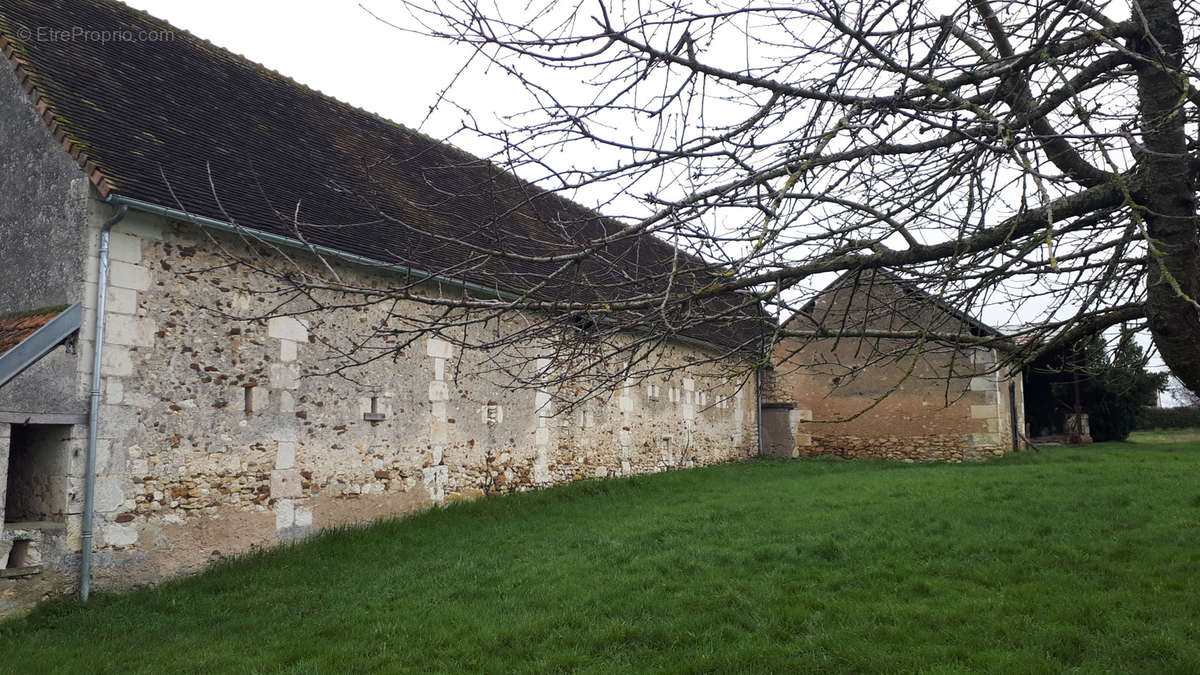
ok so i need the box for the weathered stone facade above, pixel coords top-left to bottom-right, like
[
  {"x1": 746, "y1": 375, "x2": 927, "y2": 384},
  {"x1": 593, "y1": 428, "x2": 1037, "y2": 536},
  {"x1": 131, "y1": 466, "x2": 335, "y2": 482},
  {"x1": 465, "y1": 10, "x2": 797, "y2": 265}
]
[
  {"x1": 0, "y1": 46, "x2": 760, "y2": 612},
  {"x1": 0, "y1": 204, "x2": 758, "y2": 605},
  {"x1": 771, "y1": 273, "x2": 1025, "y2": 462}
]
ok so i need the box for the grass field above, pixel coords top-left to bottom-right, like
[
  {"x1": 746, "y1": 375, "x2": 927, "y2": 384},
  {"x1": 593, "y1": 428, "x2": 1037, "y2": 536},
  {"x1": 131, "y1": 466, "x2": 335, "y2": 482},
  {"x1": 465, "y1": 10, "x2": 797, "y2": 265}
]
[{"x1": 2, "y1": 435, "x2": 1199, "y2": 673}]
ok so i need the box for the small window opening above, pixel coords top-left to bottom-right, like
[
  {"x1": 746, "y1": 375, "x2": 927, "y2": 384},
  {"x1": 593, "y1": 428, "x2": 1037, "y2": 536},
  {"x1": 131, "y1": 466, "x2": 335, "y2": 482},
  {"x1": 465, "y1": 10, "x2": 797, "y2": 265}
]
[
  {"x1": 5, "y1": 540, "x2": 31, "y2": 569},
  {"x1": 364, "y1": 396, "x2": 387, "y2": 422},
  {"x1": 243, "y1": 384, "x2": 255, "y2": 415}
]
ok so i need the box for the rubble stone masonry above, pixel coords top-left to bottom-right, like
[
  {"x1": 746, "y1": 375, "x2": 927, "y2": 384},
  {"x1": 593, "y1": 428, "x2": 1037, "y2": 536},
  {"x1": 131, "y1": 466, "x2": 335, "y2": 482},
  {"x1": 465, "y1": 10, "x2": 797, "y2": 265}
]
[
  {"x1": 770, "y1": 279, "x2": 1025, "y2": 462},
  {"x1": 52, "y1": 206, "x2": 758, "y2": 588}
]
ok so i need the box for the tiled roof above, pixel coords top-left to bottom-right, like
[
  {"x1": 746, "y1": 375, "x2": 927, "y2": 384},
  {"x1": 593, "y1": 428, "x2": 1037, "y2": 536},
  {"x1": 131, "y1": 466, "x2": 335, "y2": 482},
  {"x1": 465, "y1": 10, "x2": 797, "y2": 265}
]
[
  {"x1": 0, "y1": 306, "x2": 67, "y2": 357},
  {"x1": 790, "y1": 269, "x2": 1002, "y2": 339},
  {"x1": 0, "y1": 0, "x2": 760, "y2": 353}
]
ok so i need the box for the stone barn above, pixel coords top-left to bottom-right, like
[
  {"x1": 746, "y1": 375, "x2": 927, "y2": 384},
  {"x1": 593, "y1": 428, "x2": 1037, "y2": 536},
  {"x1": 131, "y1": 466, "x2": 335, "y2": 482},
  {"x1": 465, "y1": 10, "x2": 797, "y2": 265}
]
[
  {"x1": 769, "y1": 270, "x2": 1025, "y2": 462},
  {"x1": 0, "y1": 0, "x2": 761, "y2": 610}
]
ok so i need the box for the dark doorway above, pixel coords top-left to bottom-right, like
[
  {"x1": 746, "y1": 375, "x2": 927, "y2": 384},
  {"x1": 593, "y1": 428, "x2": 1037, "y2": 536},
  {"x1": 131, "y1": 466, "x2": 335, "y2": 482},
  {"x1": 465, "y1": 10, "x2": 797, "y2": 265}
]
[{"x1": 4, "y1": 424, "x2": 72, "y2": 524}]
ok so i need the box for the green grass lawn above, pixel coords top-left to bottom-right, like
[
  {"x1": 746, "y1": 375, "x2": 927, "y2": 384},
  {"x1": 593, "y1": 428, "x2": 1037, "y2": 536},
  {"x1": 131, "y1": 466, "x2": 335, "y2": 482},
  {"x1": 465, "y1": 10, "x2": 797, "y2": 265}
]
[
  {"x1": 1129, "y1": 426, "x2": 1200, "y2": 445},
  {"x1": 3, "y1": 438, "x2": 1199, "y2": 674}
]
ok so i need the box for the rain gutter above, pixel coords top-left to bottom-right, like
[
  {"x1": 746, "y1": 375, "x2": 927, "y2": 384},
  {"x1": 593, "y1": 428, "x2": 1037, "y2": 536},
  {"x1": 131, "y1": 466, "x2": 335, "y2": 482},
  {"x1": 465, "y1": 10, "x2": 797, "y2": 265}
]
[{"x1": 82, "y1": 204, "x2": 127, "y2": 601}]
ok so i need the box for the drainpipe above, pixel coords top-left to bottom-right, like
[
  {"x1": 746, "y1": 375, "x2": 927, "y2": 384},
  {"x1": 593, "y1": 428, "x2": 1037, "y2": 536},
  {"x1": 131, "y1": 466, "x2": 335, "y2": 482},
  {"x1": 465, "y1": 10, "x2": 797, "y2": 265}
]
[
  {"x1": 755, "y1": 299, "x2": 765, "y2": 457},
  {"x1": 81, "y1": 204, "x2": 127, "y2": 602},
  {"x1": 755, "y1": 368, "x2": 764, "y2": 456}
]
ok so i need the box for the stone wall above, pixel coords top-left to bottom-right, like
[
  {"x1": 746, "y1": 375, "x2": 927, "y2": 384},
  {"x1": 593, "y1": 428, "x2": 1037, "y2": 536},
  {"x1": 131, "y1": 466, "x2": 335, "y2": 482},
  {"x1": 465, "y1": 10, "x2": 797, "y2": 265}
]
[
  {"x1": 773, "y1": 277, "x2": 1024, "y2": 462},
  {"x1": 47, "y1": 203, "x2": 758, "y2": 589},
  {"x1": 0, "y1": 62, "x2": 90, "y2": 416},
  {"x1": 3, "y1": 424, "x2": 72, "y2": 522},
  {"x1": 0, "y1": 57, "x2": 91, "y2": 316}
]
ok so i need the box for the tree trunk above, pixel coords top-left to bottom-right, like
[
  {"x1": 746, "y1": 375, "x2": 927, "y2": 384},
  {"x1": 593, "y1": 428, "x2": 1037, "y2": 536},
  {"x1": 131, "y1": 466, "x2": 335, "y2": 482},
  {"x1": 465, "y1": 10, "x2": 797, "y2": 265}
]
[{"x1": 1135, "y1": 0, "x2": 1200, "y2": 395}]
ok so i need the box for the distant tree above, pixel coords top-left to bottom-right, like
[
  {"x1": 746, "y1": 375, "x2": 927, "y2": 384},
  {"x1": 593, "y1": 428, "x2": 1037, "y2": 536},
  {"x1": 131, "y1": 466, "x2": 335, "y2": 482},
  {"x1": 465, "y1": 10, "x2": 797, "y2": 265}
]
[{"x1": 1077, "y1": 328, "x2": 1168, "y2": 441}]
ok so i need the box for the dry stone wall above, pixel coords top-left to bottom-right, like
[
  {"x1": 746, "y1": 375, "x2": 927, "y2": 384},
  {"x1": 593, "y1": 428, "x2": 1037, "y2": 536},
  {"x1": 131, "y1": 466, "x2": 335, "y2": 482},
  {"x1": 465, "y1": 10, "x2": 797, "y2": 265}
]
[{"x1": 60, "y1": 206, "x2": 758, "y2": 587}]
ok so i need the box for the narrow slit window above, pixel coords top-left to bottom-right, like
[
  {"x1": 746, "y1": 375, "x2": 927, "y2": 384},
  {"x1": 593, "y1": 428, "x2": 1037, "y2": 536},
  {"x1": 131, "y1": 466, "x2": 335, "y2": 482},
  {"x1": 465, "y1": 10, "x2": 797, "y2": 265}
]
[{"x1": 364, "y1": 395, "x2": 387, "y2": 422}]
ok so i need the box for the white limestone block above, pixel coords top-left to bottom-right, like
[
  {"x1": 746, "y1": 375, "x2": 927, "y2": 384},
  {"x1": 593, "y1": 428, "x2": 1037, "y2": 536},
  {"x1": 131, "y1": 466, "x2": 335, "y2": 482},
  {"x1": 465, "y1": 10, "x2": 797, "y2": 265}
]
[
  {"x1": 267, "y1": 316, "x2": 309, "y2": 342},
  {"x1": 970, "y1": 405, "x2": 996, "y2": 420},
  {"x1": 973, "y1": 348, "x2": 997, "y2": 367},
  {"x1": 535, "y1": 390, "x2": 552, "y2": 415},
  {"x1": 104, "y1": 314, "x2": 156, "y2": 347},
  {"x1": 102, "y1": 523, "x2": 139, "y2": 548},
  {"x1": 100, "y1": 345, "x2": 134, "y2": 377},
  {"x1": 108, "y1": 260, "x2": 150, "y2": 291},
  {"x1": 271, "y1": 469, "x2": 302, "y2": 498},
  {"x1": 108, "y1": 232, "x2": 142, "y2": 264},
  {"x1": 426, "y1": 338, "x2": 454, "y2": 359},
  {"x1": 969, "y1": 376, "x2": 994, "y2": 392},
  {"x1": 294, "y1": 507, "x2": 313, "y2": 528},
  {"x1": 275, "y1": 441, "x2": 296, "y2": 470},
  {"x1": 431, "y1": 421, "x2": 449, "y2": 444},
  {"x1": 269, "y1": 363, "x2": 300, "y2": 390},
  {"x1": 279, "y1": 339, "x2": 297, "y2": 362},
  {"x1": 967, "y1": 432, "x2": 1001, "y2": 447},
  {"x1": 93, "y1": 476, "x2": 125, "y2": 513},
  {"x1": 119, "y1": 216, "x2": 165, "y2": 242},
  {"x1": 423, "y1": 466, "x2": 448, "y2": 502},
  {"x1": 106, "y1": 378, "x2": 124, "y2": 404},
  {"x1": 428, "y1": 381, "x2": 450, "y2": 402},
  {"x1": 532, "y1": 454, "x2": 550, "y2": 484},
  {"x1": 274, "y1": 499, "x2": 295, "y2": 530},
  {"x1": 271, "y1": 429, "x2": 298, "y2": 443},
  {"x1": 65, "y1": 515, "x2": 82, "y2": 552}
]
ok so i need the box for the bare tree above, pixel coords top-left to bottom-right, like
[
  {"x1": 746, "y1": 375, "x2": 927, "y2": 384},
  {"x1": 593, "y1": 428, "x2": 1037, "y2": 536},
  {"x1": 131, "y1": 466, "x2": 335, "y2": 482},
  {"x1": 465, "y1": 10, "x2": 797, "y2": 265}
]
[{"x1": 183, "y1": 0, "x2": 1200, "y2": 400}]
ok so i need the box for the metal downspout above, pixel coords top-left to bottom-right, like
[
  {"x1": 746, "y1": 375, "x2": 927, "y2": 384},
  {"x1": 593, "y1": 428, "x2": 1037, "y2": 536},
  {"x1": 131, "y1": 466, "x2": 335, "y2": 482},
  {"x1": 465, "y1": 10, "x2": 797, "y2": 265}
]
[
  {"x1": 82, "y1": 204, "x2": 127, "y2": 601},
  {"x1": 755, "y1": 368, "x2": 763, "y2": 456},
  {"x1": 755, "y1": 300, "x2": 765, "y2": 457}
]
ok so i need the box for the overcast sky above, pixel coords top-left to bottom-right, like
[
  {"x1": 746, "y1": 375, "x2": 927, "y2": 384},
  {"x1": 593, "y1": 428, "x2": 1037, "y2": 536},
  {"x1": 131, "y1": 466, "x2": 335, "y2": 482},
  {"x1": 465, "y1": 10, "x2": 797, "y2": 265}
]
[{"x1": 122, "y1": 2, "x2": 496, "y2": 149}]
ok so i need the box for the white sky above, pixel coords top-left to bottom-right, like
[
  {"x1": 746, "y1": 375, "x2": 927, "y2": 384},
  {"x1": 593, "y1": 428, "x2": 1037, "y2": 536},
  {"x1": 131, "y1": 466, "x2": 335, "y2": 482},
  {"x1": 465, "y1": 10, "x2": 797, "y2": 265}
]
[
  {"x1": 122, "y1": 1, "x2": 486, "y2": 141},
  {"x1": 118, "y1": 1, "x2": 1184, "y2": 404}
]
